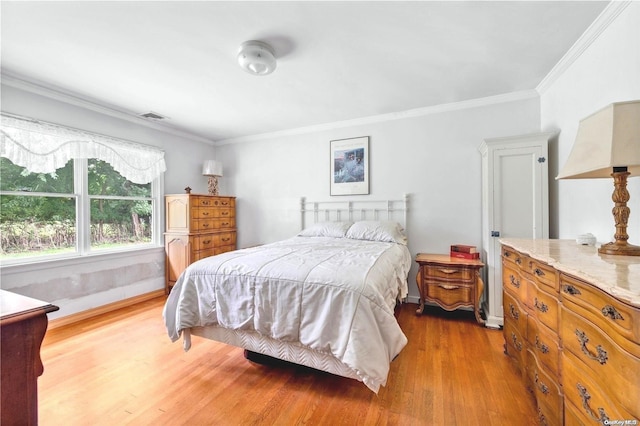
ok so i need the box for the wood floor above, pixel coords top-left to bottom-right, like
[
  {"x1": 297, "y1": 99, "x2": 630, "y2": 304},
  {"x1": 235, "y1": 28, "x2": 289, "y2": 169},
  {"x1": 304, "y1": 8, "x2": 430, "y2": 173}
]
[{"x1": 39, "y1": 297, "x2": 538, "y2": 425}]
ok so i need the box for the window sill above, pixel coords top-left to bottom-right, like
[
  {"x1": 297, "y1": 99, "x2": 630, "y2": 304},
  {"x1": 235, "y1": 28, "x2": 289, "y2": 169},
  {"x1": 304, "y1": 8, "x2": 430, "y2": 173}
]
[{"x1": 0, "y1": 245, "x2": 164, "y2": 274}]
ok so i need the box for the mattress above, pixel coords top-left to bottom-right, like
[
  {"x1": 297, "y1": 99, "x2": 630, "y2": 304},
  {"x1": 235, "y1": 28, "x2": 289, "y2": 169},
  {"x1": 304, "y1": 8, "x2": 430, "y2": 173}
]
[{"x1": 164, "y1": 233, "x2": 411, "y2": 392}]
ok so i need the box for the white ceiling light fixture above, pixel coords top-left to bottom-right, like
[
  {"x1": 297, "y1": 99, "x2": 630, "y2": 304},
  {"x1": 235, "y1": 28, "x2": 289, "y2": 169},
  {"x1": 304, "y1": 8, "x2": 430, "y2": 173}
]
[{"x1": 237, "y1": 40, "x2": 277, "y2": 76}]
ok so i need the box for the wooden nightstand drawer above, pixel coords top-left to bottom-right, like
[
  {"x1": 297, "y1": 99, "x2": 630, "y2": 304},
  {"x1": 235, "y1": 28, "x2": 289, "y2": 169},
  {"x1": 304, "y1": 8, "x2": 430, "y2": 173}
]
[
  {"x1": 425, "y1": 282, "x2": 472, "y2": 306},
  {"x1": 424, "y1": 265, "x2": 473, "y2": 282}
]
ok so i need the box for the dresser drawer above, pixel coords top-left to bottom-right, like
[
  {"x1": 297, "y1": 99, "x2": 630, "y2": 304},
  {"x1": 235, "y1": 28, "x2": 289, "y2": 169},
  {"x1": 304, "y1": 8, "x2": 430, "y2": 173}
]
[
  {"x1": 502, "y1": 246, "x2": 526, "y2": 271},
  {"x1": 563, "y1": 350, "x2": 638, "y2": 424},
  {"x1": 561, "y1": 274, "x2": 640, "y2": 353},
  {"x1": 504, "y1": 319, "x2": 526, "y2": 377},
  {"x1": 504, "y1": 290, "x2": 527, "y2": 339},
  {"x1": 528, "y1": 284, "x2": 559, "y2": 333},
  {"x1": 531, "y1": 357, "x2": 563, "y2": 426},
  {"x1": 528, "y1": 315, "x2": 561, "y2": 380},
  {"x1": 527, "y1": 259, "x2": 558, "y2": 294},
  {"x1": 212, "y1": 232, "x2": 236, "y2": 247},
  {"x1": 561, "y1": 305, "x2": 639, "y2": 415},
  {"x1": 503, "y1": 262, "x2": 527, "y2": 303}
]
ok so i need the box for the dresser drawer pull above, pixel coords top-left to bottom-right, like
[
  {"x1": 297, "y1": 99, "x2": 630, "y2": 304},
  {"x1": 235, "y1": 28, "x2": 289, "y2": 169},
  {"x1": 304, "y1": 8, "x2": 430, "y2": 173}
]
[
  {"x1": 202, "y1": 240, "x2": 211, "y2": 245},
  {"x1": 202, "y1": 223, "x2": 210, "y2": 228},
  {"x1": 515, "y1": 257, "x2": 522, "y2": 265},
  {"x1": 562, "y1": 284, "x2": 582, "y2": 296},
  {"x1": 535, "y1": 336, "x2": 549, "y2": 354},
  {"x1": 533, "y1": 268, "x2": 545, "y2": 277},
  {"x1": 511, "y1": 333, "x2": 522, "y2": 351},
  {"x1": 509, "y1": 275, "x2": 520, "y2": 289},
  {"x1": 534, "y1": 298, "x2": 548, "y2": 313},
  {"x1": 504, "y1": 251, "x2": 511, "y2": 258},
  {"x1": 575, "y1": 329, "x2": 608, "y2": 365},
  {"x1": 202, "y1": 211, "x2": 210, "y2": 216},
  {"x1": 201, "y1": 200, "x2": 211, "y2": 206},
  {"x1": 221, "y1": 211, "x2": 230, "y2": 216},
  {"x1": 438, "y1": 268, "x2": 458, "y2": 274},
  {"x1": 601, "y1": 305, "x2": 624, "y2": 321},
  {"x1": 509, "y1": 304, "x2": 519, "y2": 320},
  {"x1": 438, "y1": 284, "x2": 461, "y2": 290},
  {"x1": 577, "y1": 383, "x2": 610, "y2": 424},
  {"x1": 222, "y1": 237, "x2": 231, "y2": 243},
  {"x1": 537, "y1": 408, "x2": 548, "y2": 426},
  {"x1": 535, "y1": 373, "x2": 549, "y2": 395},
  {"x1": 221, "y1": 222, "x2": 230, "y2": 227}
]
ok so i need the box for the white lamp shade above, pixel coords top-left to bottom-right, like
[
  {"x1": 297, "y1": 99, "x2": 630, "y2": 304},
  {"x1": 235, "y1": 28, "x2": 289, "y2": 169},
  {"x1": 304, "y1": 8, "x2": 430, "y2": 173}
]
[
  {"x1": 237, "y1": 40, "x2": 276, "y2": 76},
  {"x1": 202, "y1": 160, "x2": 223, "y2": 177},
  {"x1": 557, "y1": 100, "x2": 640, "y2": 179}
]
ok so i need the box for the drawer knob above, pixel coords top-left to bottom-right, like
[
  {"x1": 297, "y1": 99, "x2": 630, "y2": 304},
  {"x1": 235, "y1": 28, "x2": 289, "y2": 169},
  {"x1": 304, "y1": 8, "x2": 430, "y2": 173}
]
[
  {"x1": 601, "y1": 305, "x2": 624, "y2": 321},
  {"x1": 203, "y1": 240, "x2": 211, "y2": 244},
  {"x1": 222, "y1": 238, "x2": 230, "y2": 242},
  {"x1": 509, "y1": 274, "x2": 520, "y2": 289},
  {"x1": 562, "y1": 284, "x2": 582, "y2": 296},
  {"x1": 202, "y1": 212, "x2": 210, "y2": 216},
  {"x1": 534, "y1": 298, "x2": 548, "y2": 313},
  {"x1": 534, "y1": 268, "x2": 545, "y2": 277},
  {"x1": 535, "y1": 336, "x2": 549, "y2": 354},
  {"x1": 202, "y1": 223, "x2": 210, "y2": 228},
  {"x1": 504, "y1": 251, "x2": 511, "y2": 257},
  {"x1": 576, "y1": 383, "x2": 609, "y2": 424},
  {"x1": 222, "y1": 211, "x2": 229, "y2": 216},
  {"x1": 515, "y1": 257, "x2": 522, "y2": 265},
  {"x1": 535, "y1": 373, "x2": 549, "y2": 395},
  {"x1": 509, "y1": 304, "x2": 519, "y2": 321},
  {"x1": 575, "y1": 329, "x2": 608, "y2": 365}
]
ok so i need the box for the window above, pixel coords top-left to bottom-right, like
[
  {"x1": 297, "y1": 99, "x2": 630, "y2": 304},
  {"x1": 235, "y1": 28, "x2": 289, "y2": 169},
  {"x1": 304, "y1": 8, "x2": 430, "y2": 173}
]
[{"x1": 0, "y1": 113, "x2": 165, "y2": 263}]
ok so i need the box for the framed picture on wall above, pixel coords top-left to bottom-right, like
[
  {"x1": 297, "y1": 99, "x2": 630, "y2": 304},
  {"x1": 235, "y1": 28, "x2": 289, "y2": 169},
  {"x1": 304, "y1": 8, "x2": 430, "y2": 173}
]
[{"x1": 330, "y1": 136, "x2": 369, "y2": 196}]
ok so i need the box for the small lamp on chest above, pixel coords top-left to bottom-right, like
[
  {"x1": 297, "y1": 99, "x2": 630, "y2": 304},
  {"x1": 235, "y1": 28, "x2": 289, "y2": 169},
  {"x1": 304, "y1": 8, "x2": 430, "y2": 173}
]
[{"x1": 202, "y1": 160, "x2": 223, "y2": 196}]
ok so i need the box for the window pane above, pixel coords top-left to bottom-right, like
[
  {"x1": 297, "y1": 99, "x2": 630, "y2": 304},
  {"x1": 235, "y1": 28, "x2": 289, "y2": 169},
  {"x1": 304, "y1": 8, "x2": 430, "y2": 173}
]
[
  {"x1": 0, "y1": 157, "x2": 74, "y2": 193},
  {"x1": 90, "y1": 199, "x2": 152, "y2": 250},
  {"x1": 0, "y1": 195, "x2": 76, "y2": 259},
  {"x1": 88, "y1": 159, "x2": 151, "y2": 196}
]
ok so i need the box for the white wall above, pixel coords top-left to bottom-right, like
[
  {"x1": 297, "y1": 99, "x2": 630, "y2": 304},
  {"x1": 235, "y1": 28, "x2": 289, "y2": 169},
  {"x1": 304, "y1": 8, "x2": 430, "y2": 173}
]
[
  {"x1": 541, "y1": 2, "x2": 640, "y2": 246},
  {"x1": 0, "y1": 83, "x2": 216, "y2": 319},
  {"x1": 217, "y1": 97, "x2": 541, "y2": 302}
]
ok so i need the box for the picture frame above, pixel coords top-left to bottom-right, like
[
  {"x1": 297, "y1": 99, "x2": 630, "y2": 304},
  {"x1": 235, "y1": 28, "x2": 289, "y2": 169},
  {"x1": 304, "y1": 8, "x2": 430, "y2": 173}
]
[{"x1": 330, "y1": 136, "x2": 369, "y2": 196}]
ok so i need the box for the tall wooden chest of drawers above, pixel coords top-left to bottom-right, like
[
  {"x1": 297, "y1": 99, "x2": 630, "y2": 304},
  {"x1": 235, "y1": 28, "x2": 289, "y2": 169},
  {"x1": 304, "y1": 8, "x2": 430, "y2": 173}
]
[
  {"x1": 501, "y1": 239, "x2": 639, "y2": 426},
  {"x1": 164, "y1": 194, "x2": 236, "y2": 294}
]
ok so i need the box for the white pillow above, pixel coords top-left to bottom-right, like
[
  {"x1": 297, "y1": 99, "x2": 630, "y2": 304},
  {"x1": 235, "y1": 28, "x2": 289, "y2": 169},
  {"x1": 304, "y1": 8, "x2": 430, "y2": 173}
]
[
  {"x1": 297, "y1": 221, "x2": 353, "y2": 238},
  {"x1": 345, "y1": 220, "x2": 408, "y2": 245}
]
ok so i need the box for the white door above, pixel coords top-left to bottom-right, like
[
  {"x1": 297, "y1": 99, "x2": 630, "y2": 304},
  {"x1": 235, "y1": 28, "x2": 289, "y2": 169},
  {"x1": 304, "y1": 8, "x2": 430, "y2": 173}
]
[{"x1": 480, "y1": 132, "x2": 551, "y2": 328}]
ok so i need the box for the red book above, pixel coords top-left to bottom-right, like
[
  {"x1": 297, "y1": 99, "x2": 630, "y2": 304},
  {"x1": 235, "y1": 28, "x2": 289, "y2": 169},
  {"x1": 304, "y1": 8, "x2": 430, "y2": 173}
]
[
  {"x1": 450, "y1": 251, "x2": 480, "y2": 260},
  {"x1": 450, "y1": 244, "x2": 477, "y2": 254}
]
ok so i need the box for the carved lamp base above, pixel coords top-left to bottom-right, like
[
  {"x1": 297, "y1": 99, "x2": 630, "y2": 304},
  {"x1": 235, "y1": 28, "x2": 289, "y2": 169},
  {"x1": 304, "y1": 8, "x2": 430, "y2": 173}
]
[
  {"x1": 599, "y1": 241, "x2": 640, "y2": 256},
  {"x1": 598, "y1": 169, "x2": 640, "y2": 256},
  {"x1": 207, "y1": 176, "x2": 219, "y2": 196}
]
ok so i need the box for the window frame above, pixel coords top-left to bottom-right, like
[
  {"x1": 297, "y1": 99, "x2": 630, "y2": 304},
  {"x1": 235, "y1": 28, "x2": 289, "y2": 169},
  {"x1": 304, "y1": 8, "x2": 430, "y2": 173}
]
[{"x1": 0, "y1": 158, "x2": 164, "y2": 266}]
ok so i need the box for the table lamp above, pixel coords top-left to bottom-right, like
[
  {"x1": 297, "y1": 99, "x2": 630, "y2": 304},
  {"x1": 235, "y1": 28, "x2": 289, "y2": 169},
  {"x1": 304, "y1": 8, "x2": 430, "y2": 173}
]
[
  {"x1": 202, "y1": 160, "x2": 223, "y2": 196},
  {"x1": 557, "y1": 100, "x2": 640, "y2": 256}
]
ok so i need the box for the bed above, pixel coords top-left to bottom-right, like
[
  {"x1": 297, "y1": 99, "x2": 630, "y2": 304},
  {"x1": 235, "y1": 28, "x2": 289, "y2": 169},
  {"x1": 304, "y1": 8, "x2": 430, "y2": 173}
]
[{"x1": 163, "y1": 197, "x2": 411, "y2": 393}]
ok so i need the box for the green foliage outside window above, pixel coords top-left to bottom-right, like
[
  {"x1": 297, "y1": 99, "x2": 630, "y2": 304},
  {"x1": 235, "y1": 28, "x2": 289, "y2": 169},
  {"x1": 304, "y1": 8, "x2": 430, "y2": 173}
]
[{"x1": 0, "y1": 157, "x2": 154, "y2": 259}]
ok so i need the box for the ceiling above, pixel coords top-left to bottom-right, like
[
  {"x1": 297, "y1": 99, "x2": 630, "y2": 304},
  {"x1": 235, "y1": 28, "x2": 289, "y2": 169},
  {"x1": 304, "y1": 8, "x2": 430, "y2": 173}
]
[{"x1": 0, "y1": 1, "x2": 610, "y2": 144}]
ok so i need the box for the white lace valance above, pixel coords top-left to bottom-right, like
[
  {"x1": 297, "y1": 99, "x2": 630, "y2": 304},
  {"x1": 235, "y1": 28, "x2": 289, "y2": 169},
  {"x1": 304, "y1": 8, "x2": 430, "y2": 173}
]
[{"x1": 0, "y1": 113, "x2": 166, "y2": 184}]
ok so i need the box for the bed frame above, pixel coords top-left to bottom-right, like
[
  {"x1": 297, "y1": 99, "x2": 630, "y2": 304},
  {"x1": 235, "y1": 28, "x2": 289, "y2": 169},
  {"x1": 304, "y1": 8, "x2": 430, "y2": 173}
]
[
  {"x1": 190, "y1": 195, "x2": 410, "y2": 389},
  {"x1": 300, "y1": 194, "x2": 409, "y2": 231}
]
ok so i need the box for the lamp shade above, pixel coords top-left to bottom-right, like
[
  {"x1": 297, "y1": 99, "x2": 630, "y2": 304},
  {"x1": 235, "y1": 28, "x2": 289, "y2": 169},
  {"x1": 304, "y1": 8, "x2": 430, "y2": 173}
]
[
  {"x1": 557, "y1": 100, "x2": 640, "y2": 179},
  {"x1": 202, "y1": 160, "x2": 223, "y2": 177}
]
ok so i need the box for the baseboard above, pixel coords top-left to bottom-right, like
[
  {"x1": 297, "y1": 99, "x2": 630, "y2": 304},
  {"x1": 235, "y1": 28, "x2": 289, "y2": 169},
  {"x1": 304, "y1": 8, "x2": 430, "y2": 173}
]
[{"x1": 48, "y1": 289, "x2": 165, "y2": 330}]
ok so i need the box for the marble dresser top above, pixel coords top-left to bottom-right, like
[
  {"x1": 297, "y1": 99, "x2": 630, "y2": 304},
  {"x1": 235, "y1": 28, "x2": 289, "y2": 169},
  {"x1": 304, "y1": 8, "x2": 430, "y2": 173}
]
[{"x1": 500, "y1": 239, "x2": 640, "y2": 307}]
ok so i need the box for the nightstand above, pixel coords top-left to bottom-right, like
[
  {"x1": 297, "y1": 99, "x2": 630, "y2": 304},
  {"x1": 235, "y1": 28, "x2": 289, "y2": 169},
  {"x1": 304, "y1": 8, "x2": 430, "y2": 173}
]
[{"x1": 415, "y1": 253, "x2": 485, "y2": 324}]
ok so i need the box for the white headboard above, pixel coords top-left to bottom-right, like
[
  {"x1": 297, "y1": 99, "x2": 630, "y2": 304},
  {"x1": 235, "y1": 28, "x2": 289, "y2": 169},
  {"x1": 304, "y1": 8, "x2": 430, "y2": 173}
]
[{"x1": 300, "y1": 194, "x2": 409, "y2": 231}]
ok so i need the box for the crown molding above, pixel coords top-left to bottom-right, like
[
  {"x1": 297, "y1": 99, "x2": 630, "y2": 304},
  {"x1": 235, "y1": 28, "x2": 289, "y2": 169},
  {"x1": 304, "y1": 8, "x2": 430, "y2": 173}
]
[
  {"x1": 216, "y1": 89, "x2": 539, "y2": 145},
  {"x1": 536, "y1": 1, "x2": 632, "y2": 95},
  {"x1": 0, "y1": 71, "x2": 216, "y2": 146}
]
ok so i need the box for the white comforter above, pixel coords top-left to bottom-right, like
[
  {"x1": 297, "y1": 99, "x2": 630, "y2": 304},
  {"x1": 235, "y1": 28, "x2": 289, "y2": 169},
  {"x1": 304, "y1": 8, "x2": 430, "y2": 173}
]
[{"x1": 163, "y1": 236, "x2": 411, "y2": 392}]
